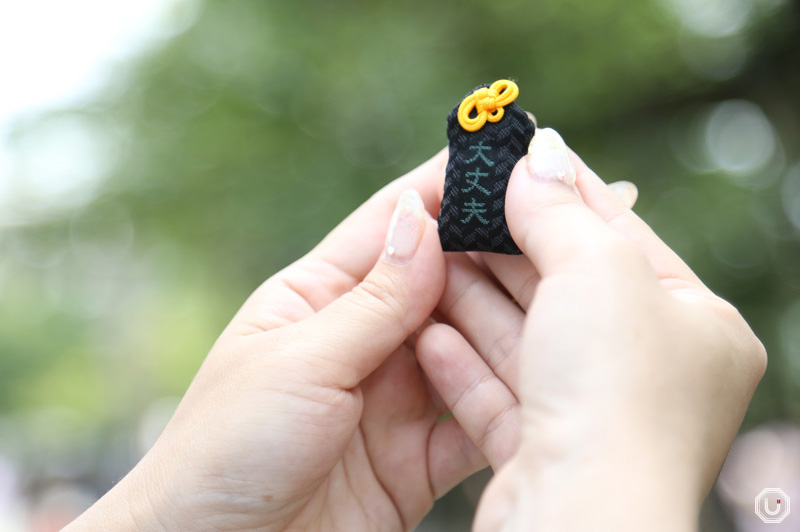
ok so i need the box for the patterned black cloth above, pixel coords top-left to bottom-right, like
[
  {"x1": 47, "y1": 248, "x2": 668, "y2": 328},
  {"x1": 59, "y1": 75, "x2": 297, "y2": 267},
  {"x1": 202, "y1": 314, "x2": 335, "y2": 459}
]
[{"x1": 438, "y1": 84, "x2": 535, "y2": 254}]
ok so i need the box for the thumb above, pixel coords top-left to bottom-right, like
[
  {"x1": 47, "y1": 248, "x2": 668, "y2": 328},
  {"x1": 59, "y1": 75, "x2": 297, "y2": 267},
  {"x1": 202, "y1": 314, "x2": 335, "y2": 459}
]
[
  {"x1": 290, "y1": 189, "x2": 445, "y2": 389},
  {"x1": 506, "y1": 128, "x2": 618, "y2": 277}
]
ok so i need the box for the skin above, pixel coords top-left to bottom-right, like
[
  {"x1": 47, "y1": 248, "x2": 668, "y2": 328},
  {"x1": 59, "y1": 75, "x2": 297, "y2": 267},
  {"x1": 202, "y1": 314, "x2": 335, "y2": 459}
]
[
  {"x1": 418, "y1": 145, "x2": 766, "y2": 531},
  {"x1": 66, "y1": 149, "x2": 488, "y2": 532},
  {"x1": 65, "y1": 134, "x2": 766, "y2": 531}
]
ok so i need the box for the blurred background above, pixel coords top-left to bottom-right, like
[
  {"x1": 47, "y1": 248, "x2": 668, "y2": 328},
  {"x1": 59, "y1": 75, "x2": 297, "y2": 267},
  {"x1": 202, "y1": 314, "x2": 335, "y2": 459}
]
[{"x1": 0, "y1": 0, "x2": 798, "y2": 530}]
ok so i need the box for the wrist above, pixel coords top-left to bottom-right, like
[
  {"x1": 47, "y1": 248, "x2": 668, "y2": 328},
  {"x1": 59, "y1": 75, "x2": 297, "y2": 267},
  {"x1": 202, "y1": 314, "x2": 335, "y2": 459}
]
[{"x1": 64, "y1": 459, "x2": 174, "y2": 532}]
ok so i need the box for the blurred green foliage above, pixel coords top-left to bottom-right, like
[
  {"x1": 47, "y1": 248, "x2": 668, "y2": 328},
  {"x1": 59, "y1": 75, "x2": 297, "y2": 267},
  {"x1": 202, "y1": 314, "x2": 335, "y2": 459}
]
[{"x1": 1, "y1": 0, "x2": 800, "y2": 523}]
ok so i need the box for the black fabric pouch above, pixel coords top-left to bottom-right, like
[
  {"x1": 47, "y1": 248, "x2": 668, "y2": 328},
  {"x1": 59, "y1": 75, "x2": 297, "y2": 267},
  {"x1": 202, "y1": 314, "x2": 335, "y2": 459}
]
[{"x1": 438, "y1": 83, "x2": 535, "y2": 254}]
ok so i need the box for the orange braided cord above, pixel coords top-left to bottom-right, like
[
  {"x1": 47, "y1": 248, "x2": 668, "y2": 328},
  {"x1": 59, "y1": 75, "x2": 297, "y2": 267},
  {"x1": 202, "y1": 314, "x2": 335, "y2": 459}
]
[{"x1": 457, "y1": 79, "x2": 519, "y2": 132}]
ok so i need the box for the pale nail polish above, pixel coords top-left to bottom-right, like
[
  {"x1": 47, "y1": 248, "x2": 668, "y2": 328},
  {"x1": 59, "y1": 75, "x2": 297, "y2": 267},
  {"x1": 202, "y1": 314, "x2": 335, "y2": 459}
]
[
  {"x1": 607, "y1": 181, "x2": 639, "y2": 209},
  {"x1": 384, "y1": 189, "x2": 425, "y2": 265},
  {"x1": 527, "y1": 127, "x2": 576, "y2": 187}
]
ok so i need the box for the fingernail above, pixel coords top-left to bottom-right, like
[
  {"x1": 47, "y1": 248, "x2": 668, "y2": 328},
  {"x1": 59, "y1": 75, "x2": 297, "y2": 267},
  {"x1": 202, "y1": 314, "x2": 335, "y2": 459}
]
[
  {"x1": 384, "y1": 189, "x2": 425, "y2": 265},
  {"x1": 527, "y1": 127, "x2": 576, "y2": 187},
  {"x1": 607, "y1": 181, "x2": 638, "y2": 209}
]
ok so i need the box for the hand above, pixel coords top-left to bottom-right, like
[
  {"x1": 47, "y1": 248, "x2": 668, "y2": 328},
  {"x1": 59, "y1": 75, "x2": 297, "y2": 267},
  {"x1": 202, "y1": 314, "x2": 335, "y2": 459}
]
[
  {"x1": 66, "y1": 150, "x2": 492, "y2": 532},
  {"x1": 415, "y1": 133, "x2": 643, "y2": 474},
  {"x1": 452, "y1": 128, "x2": 766, "y2": 531}
]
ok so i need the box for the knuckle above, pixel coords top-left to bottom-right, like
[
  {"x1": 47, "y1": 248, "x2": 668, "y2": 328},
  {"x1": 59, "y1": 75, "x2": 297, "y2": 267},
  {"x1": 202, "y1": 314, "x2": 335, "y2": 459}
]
[
  {"x1": 712, "y1": 300, "x2": 769, "y2": 384},
  {"x1": 751, "y1": 336, "x2": 768, "y2": 380},
  {"x1": 486, "y1": 328, "x2": 521, "y2": 372},
  {"x1": 451, "y1": 372, "x2": 493, "y2": 416},
  {"x1": 733, "y1": 315, "x2": 769, "y2": 382},
  {"x1": 351, "y1": 274, "x2": 407, "y2": 325},
  {"x1": 580, "y1": 232, "x2": 644, "y2": 269},
  {"x1": 479, "y1": 404, "x2": 518, "y2": 456},
  {"x1": 605, "y1": 235, "x2": 644, "y2": 264},
  {"x1": 516, "y1": 272, "x2": 540, "y2": 307},
  {"x1": 605, "y1": 209, "x2": 641, "y2": 236}
]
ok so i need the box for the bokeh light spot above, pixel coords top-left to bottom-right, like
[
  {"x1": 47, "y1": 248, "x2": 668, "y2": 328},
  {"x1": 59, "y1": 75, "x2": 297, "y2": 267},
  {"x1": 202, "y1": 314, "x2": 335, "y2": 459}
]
[
  {"x1": 662, "y1": 0, "x2": 753, "y2": 38},
  {"x1": 703, "y1": 100, "x2": 777, "y2": 180}
]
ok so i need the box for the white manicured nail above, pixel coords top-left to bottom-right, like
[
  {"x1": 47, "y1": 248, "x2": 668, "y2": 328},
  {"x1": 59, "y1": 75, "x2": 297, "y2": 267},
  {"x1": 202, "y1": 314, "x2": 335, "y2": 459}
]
[
  {"x1": 608, "y1": 181, "x2": 639, "y2": 209},
  {"x1": 384, "y1": 189, "x2": 425, "y2": 265},
  {"x1": 526, "y1": 128, "x2": 576, "y2": 187}
]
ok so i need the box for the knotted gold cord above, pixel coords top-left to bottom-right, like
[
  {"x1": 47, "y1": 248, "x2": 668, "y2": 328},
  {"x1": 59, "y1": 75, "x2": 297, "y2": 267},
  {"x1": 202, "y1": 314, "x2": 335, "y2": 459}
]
[{"x1": 457, "y1": 79, "x2": 519, "y2": 132}]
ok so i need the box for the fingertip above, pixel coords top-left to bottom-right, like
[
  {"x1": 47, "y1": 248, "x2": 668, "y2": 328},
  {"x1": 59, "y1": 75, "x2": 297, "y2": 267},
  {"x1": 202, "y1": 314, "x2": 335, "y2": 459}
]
[
  {"x1": 505, "y1": 134, "x2": 611, "y2": 274},
  {"x1": 607, "y1": 181, "x2": 639, "y2": 210},
  {"x1": 416, "y1": 322, "x2": 458, "y2": 366},
  {"x1": 505, "y1": 154, "x2": 581, "y2": 253},
  {"x1": 416, "y1": 323, "x2": 471, "y2": 393},
  {"x1": 527, "y1": 128, "x2": 577, "y2": 188}
]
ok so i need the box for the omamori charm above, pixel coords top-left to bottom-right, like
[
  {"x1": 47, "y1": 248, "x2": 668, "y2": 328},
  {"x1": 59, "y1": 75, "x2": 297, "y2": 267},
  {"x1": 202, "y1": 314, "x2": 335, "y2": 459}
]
[{"x1": 438, "y1": 80, "x2": 535, "y2": 254}]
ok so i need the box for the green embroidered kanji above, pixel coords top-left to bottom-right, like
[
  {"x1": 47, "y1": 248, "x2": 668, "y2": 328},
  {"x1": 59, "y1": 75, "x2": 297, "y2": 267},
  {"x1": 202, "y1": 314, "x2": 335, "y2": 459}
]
[
  {"x1": 460, "y1": 198, "x2": 489, "y2": 225},
  {"x1": 461, "y1": 168, "x2": 491, "y2": 195},
  {"x1": 439, "y1": 80, "x2": 534, "y2": 254},
  {"x1": 465, "y1": 141, "x2": 495, "y2": 166}
]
